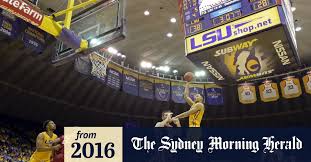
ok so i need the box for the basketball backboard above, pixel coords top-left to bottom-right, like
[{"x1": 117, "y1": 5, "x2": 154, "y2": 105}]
[{"x1": 52, "y1": 0, "x2": 126, "y2": 66}]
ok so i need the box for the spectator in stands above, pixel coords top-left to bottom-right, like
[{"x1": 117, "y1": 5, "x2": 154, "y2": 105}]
[
  {"x1": 155, "y1": 110, "x2": 181, "y2": 127},
  {"x1": 0, "y1": 126, "x2": 34, "y2": 162}
]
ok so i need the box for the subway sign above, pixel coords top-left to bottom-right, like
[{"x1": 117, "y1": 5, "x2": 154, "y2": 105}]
[
  {"x1": 186, "y1": 26, "x2": 299, "y2": 82},
  {"x1": 185, "y1": 7, "x2": 281, "y2": 54}
]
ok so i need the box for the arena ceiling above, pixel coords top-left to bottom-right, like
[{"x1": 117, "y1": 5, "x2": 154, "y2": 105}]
[
  {"x1": 36, "y1": 0, "x2": 311, "y2": 74},
  {"x1": 38, "y1": 0, "x2": 311, "y2": 74},
  {"x1": 293, "y1": 0, "x2": 311, "y2": 65}
]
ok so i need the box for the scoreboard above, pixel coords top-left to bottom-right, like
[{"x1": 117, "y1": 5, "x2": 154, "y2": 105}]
[
  {"x1": 182, "y1": 0, "x2": 280, "y2": 37},
  {"x1": 181, "y1": 0, "x2": 300, "y2": 83}
]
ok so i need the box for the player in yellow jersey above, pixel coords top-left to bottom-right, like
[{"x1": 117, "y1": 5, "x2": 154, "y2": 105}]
[
  {"x1": 173, "y1": 82, "x2": 205, "y2": 127},
  {"x1": 30, "y1": 120, "x2": 61, "y2": 162}
]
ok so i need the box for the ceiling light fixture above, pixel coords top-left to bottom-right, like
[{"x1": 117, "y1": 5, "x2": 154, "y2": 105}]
[
  {"x1": 107, "y1": 47, "x2": 118, "y2": 55},
  {"x1": 140, "y1": 61, "x2": 152, "y2": 69},
  {"x1": 295, "y1": 19, "x2": 302, "y2": 32},
  {"x1": 166, "y1": 33, "x2": 173, "y2": 38},
  {"x1": 144, "y1": 10, "x2": 150, "y2": 16},
  {"x1": 170, "y1": 17, "x2": 177, "y2": 23},
  {"x1": 195, "y1": 71, "x2": 206, "y2": 77},
  {"x1": 158, "y1": 66, "x2": 170, "y2": 73},
  {"x1": 295, "y1": 26, "x2": 302, "y2": 32}
]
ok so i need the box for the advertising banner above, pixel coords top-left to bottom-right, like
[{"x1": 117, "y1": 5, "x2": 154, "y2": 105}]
[
  {"x1": 185, "y1": 6, "x2": 281, "y2": 54},
  {"x1": 187, "y1": 26, "x2": 299, "y2": 82},
  {"x1": 238, "y1": 84, "x2": 257, "y2": 104},
  {"x1": 302, "y1": 72, "x2": 311, "y2": 94},
  {"x1": 0, "y1": 10, "x2": 20, "y2": 38},
  {"x1": 139, "y1": 75, "x2": 154, "y2": 99},
  {"x1": 123, "y1": 69, "x2": 138, "y2": 96},
  {"x1": 22, "y1": 23, "x2": 46, "y2": 53},
  {"x1": 189, "y1": 83, "x2": 205, "y2": 103},
  {"x1": 171, "y1": 81, "x2": 186, "y2": 103},
  {"x1": 205, "y1": 84, "x2": 224, "y2": 105},
  {"x1": 280, "y1": 77, "x2": 302, "y2": 99},
  {"x1": 259, "y1": 81, "x2": 280, "y2": 102},
  {"x1": 154, "y1": 79, "x2": 170, "y2": 102},
  {"x1": 0, "y1": 0, "x2": 44, "y2": 26},
  {"x1": 106, "y1": 62, "x2": 122, "y2": 90}
]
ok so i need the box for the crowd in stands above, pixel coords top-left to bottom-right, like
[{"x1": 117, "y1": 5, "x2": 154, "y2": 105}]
[{"x1": 0, "y1": 117, "x2": 37, "y2": 162}]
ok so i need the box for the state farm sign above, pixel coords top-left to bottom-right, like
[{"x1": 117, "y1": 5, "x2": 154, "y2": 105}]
[{"x1": 0, "y1": 0, "x2": 43, "y2": 26}]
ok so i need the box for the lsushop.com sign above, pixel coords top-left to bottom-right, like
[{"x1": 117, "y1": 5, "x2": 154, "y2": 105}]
[{"x1": 0, "y1": 0, "x2": 43, "y2": 26}]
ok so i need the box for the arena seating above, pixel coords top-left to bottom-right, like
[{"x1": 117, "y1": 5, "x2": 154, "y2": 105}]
[{"x1": 0, "y1": 118, "x2": 36, "y2": 162}]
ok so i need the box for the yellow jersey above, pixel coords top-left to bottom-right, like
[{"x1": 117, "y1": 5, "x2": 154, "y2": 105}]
[
  {"x1": 30, "y1": 132, "x2": 58, "y2": 162},
  {"x1": 189, "y1": 103, "x2": 205, "y2": 127}
]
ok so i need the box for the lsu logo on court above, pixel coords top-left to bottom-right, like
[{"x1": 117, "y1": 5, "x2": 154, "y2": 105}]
[{"x1": 185, "y1": 7, "x2": 281, "y2": 54}]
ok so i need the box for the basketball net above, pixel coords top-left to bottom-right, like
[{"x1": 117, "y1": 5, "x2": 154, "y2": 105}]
[{"x1": 89, "y1": 50, "x2": 113, "y2": 79}]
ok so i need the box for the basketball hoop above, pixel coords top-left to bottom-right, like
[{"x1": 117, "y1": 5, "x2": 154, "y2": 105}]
[
  {"x1": 89, "y1": 51, "x2": 113, "y2": 79},
  {"x1": 52, "y1": 0, "x2": 126, "y2": 66}
]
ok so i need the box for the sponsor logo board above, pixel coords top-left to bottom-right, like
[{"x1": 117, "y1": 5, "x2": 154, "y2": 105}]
[
  {"x1": 0, "y1": 0, "x2": 43, "y2": 26},
  {"x1": 185, "y1": 7, "x2": 281, "y2": 54},
  {"x1": 187, "y1": 26, "x2": 298, "y2": 82}
]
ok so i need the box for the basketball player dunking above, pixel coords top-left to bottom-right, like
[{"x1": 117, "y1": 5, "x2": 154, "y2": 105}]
[
  {"x1": 30, "y1": 120, "x2": 61, "y2": 162},
  {"x1": 173, "y1": 82, "x2": 205, "y2": 127}
]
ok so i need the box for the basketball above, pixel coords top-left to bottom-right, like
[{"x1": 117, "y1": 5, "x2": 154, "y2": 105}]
[{"x1": 184, "y1": 72, "x2": 194, "y2": 82}]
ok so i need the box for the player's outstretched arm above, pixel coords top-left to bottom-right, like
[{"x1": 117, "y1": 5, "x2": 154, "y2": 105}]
[
  {"x1": 36, "y1": 133, "x2": 61, "y2": 152},
  {"x1": 155, "y1": 116, "x2": 172, "y2": 127},
  {"x1": 184, "y1": 82, "x2": 194, "y2": 106},
  {"x1": 172, "y1": 118, "x2": 181, "y2": 127},
  {"x1": 174, "y1": 103, "x2": 203, "y2": 119}
]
